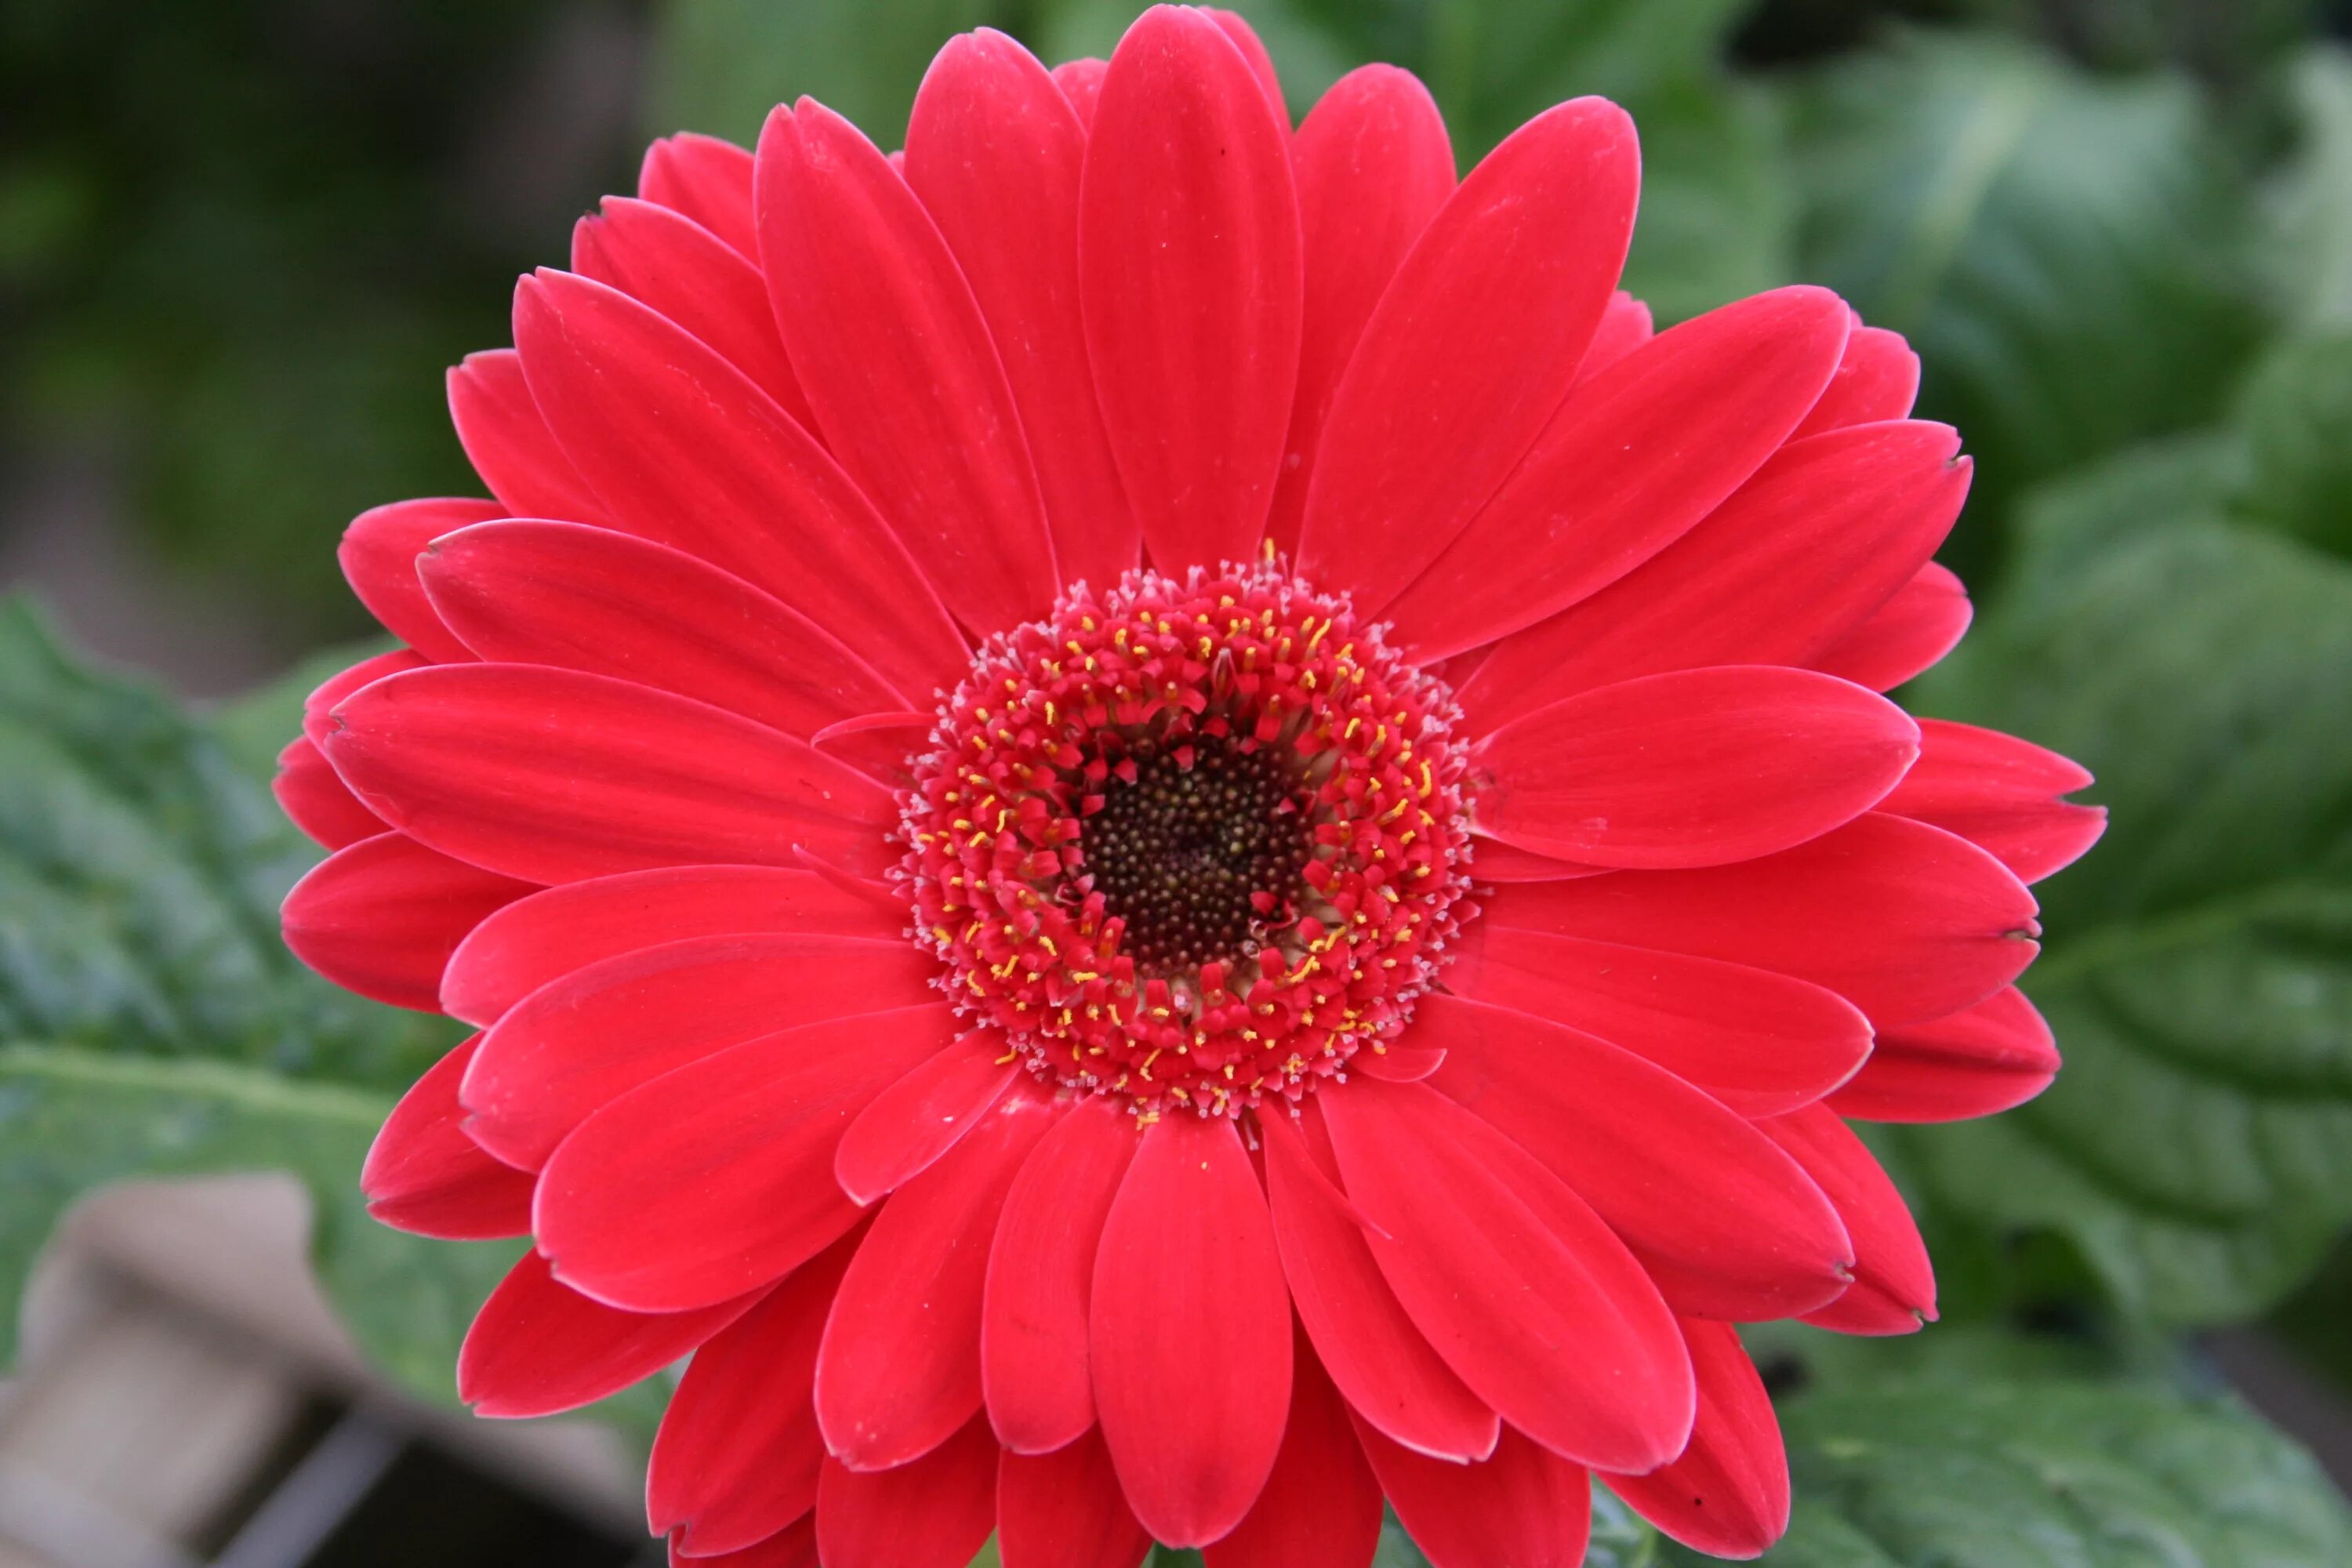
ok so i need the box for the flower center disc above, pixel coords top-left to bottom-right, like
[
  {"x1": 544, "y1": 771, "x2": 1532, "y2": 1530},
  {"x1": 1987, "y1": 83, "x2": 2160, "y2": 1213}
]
[{"x1": 900, "y1": 559, "x2": 1473, "y2": 1120}]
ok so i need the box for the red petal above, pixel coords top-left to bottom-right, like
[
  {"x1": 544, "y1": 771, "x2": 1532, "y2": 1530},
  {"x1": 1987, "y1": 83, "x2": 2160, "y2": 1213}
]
[
  {"x1": 834, "y1": 1029, "x2": 1022, "y2": 1206},
  {"x1": 322, "y1": 664, "x2": 898, "y2": 886},
  {"x1": 459, "y1": 1249, "x2": 757, "y2": 1418},
  {"x1": 532, "y1": 1006, "x2": 961, "y2": 1311},
  {"x1": 814, "y1": 1414, "x2": 998, "y2": 1568},
  {"x1": 1203, "y1": 1341, "x2": 1383, "y2": 1568},
  {"x1": 1602, "y1": 1317, "x2": 1790, "y2": 1558},
  {"x1": 1881, "y1": 718, "x2": 2106, "y2": 884},
  {"x1": 1810, "y1": 561, "x2": 1973, "y2": 691},
  {"x1": 1831, "y1": 985, "x2": 2060, "y2": 1123},
  {"x1": 1385, "y1": 285, "x2": 1853, "y2": 661},
  {"x1": 419, "y1": 519, "x2": 898, "y2": 739},
  {"x1": 1206, "y1": 8, "x2": 1286, "y2": 121},
  {"x1": 817, "y1": 1092, "x2": 1061, "y2": 1469},
  {"x1": 1422, "y1": 995, "x2": 1852, "y2": 1320},
  {"x1": 1053, "y1": 58, "x2": 1106, "y2": 127},
  {"x1": 639, "y1": 132, "x2": 758, "y2": 260},
  {"x1": 281, "y1": 832, "x2": 532, "y2": 1011},
  {"x1": 1091, "y1": 1112, "x2": 1291, "y2": 1545},
  {"x1": 303, "y1": 648, "x2": 425, "y2": 750},
  {"x1": 445, "y1": 350, "x2": 610, "y2": 524},
  {"x1": 1762, "y1": 1105, "x2": 1938, "y2": 1334},
  {"x1": 339, "y1": 499, "x2": 499, "y2": 662},
  {"x1": 1457, "y1": 420, "x2": 1970, "y2": 729},
  {"x1": 463, "y1": 937, "x2": 936, "y2": 1171},
  {"x1": 1446, "y1": 927, "x2": 1870, "y2": 1118},
  {"x1": 1080, "y1": 5, "x2": 1302, "y2": 569},
  {"x1": 1572, "y1": 289, "x2": 1654, "y2": 385},
  {"x1": 650, "y1": 1231, "x2": 861, "y2": 1556},
  {"x1": 670, "y1": 1519, "x2": 816, "y2": 1568},
  {"x1": 441, "y1": 865, "x2": 903, "y2": 1029},
  {"x1": 1259, "y1": 1105, "x2": 1497, "y2": 1461},
  {"x1": 572, "y1": 194, "x2": 814, "y2": 428},
  {"x1": 1483, "y1": 813, "x2": 2040, "y2": 1029},
  {"x1": 906, "y1": 31, "x2": 1138, "y2": 589},
  {"x1": 1791, "y1": 324, "x2": 1919, "y2": 439},
  {"x1": 1472, "y1": 666, "x2": 1919, "y2": 869},
  {"x1": 759, "y1": 100, "x2": 1058, "y2": 634},
  {"x1": 361, "y1": 1033, "x2": 534, "y2": 1240},
  {"x1": 510, "y1": 268, "x2": 967, "y2": 702},
  {"x1": 1465, "y1": 838, "x2": 1609, "y2": 883},
  {"x1": 996, "y1": 1430, "x2": 1152, "y2": 1568},
  {"x1": 1320, "y1": 1077, "x2": 1693, "y2": 1472},
  {"x1": 1266, "y1": 64, "x2": 1454, "y2": 554},
  {"x1": 1296, "y1": 97, "x2": 1636, "y2": 611},
  {"x1": 1356, "y1": 1421, "x2": 1592, "y2": 1568},
  {"x1": 983, "y1": 1098, "x2": 1138, "y2": 1454},
  {"x1": 274, "y1": 737, "x2": 384, "y2": 850}
]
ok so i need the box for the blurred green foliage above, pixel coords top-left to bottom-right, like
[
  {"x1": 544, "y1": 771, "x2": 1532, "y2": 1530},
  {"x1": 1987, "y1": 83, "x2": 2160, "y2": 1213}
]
[{"x1": 9, "y1": 0, "x2": 2352, "y2": 1556}]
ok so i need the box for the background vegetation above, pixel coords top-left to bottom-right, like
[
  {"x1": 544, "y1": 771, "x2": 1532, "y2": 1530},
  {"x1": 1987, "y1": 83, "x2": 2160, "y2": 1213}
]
[{"x1": 5, "y1": 0, "x2": 2352, "y2": 1561}]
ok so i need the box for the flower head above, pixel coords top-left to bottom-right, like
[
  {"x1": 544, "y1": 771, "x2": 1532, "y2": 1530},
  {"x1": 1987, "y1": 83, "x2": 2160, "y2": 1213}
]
[{"x1": 281, "y1": 8, "x2": 2104, "y2": 1566}]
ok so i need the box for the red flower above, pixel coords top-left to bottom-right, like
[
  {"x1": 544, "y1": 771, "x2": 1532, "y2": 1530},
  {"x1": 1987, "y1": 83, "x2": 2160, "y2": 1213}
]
[{"x1": 280, "y1": 8, "x2": 2104, "y2": 1566}]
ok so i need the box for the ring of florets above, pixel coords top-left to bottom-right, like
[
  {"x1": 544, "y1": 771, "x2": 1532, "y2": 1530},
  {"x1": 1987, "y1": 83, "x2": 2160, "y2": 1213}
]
[{"x1": 896, "y1": 556, "x2": 1474, "y2": 1120}]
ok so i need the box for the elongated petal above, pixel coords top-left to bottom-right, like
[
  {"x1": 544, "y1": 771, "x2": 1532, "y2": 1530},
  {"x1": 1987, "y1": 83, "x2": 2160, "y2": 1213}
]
[
  {"x1": 1465, "y1": 838, "x2": 1609, "y2": 883},
  {"x1": 1054, "y1": 59, "x2": 1106, "y2": 127},
  {"x1": 323, "y1": 664, "x2": 898, "y2": 886},
  {"x1": 1791, "y1": 324, "x2": 1919, "y2": 439},
  {"x1": 997, "y1": 1431, "x2": 1152, "y2": 1568},
  {"x1": 649, "y1": 1231, "x2": 860, "y2": 1556},
  {"x1": 1458, "y1": 421, "x2": 1969, "y2": 728},
  {"x1": 1483, "y1": 813, "x2": 2040, "y2": 1029},
  {"x1": 281, "y1": 832, "x2": 532, "y2": 1011},
  {"x1": 1385, "y1": 286, "x2": 1852, "y2": 660},
  {"x1": 303, "y1": 648, "x2": 424, "y2": 750},
  {"x1": 1356, "y1": 1422, "x2": 1592, "y2": 1568},
  {"x1": 1447, "y1": 928, "x2": 1869, "y2": 1116},
  {"x1": 465, "y1": 937, "x2": 936, "y2": 1169},
  {"x1": 834, "y1": 1029, "x2": 1022, "y2": 1206},
  {"x1": 984, "y1": 1097, "x2": 1138, "y2": 1454},
  {"x1": 441, "y1": 865, "x2": 903, "y2": 1029},
  {"x1": 639, "y1": 132, "x2": 758, "y2": 259},
  {"x1": 1831, "y1": 985, "x2": 2059, "y2": 1123},
  {"x1": 1204, "y1": 1342, "x2": 1383, "y2": 1568},
  {"x1": 1321, "y1": 1077, "x2": 1693, "y2": 1472},
  {"x1": 445, "y1": 350, "x2": 610, "y2": 524},
  {"x1": 817, "y1": 1092, "x2": 1060, "y2": 1469},
  {"x1": 1266, "y1": 64, "x2": 1454, "y2": 553},
  {"x1": 1602, "y1": 1317, "x2": 1790, "y2": 1558},
  {"x1": 1295, "y1": 98, "x2": 1638, "y2": 609},
  {"x1": 572, "y1": 194, "x2": 814, "y2": 426},
  {"x1": 1092, "y1": 1112, "x2": 1291, "y2": 1545},
  {"x1": 906, "y1": 30, "x2": 1137, "y2": 588},
  {"x1": 533, "y1": 1007, "x2": 961, "y2": 1311},
  {"x1": 1423, "y1": 995, "x2": 1852, "y2": 1319},
  {"x1": 814, "y1": 1415, "x2": 998, "y2": 1568},
  {"x1": 1259, "y1": 1106, "x2": 1497, "y2": 1461},
  {"x1": 1881, "y1": 718, "x2": 2106, "y2": 884},
  {"x1": 419, "y1": 519, "x2": 899, "y2": 739},
  {"x1": 339, "y1": 498, "x2": 499, "y2": 662},
  {"x1": 274, "y1": 737, "x2": 384, "y2": 850},
  {"x1": 1810, "y1": 561, "x2": 1972, "y2": 691},
  {"x1": 1080, "y1": 4, "x2": 1302, "y2": 568},
  {"x1": 1472, "y1": 666, "x2": 1918, "y2": 869},
  {"x1": 670, "y1": 1521, "x2": 815, "y2": 1567},
  {"x1": 459, "y1": 1249, "x2": 757, "y2": 1417},
  {"x1": 361, "y1": 1033, "x2": 534, "y2": 1239},
  {"x1": 1573, "y1": 289, "x2": 1654, "y2": 384},
  {"x1": 759, "y1": 100, "x2": 1058, "y2": 633},
  {"x1": 1762, "y1": 1105, "x2": 1938, "y2": 1334},
  {"x1": 510, "y1": 267, "x2": 966, "y2": 701}
]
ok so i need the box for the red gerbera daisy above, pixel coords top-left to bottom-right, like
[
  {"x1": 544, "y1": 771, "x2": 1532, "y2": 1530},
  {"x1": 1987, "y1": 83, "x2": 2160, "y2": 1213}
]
[{"x1": 278, "y1": 9, "x2": 2104, "y2": 1566}]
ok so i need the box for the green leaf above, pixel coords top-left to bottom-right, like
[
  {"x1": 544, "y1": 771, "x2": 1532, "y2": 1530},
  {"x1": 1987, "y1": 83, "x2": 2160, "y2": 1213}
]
[
  {"x1": 646, "y1": 0, "x2": 1001, "y2": 150},
  {"x1": 1787, "y1": 32, "x2": 2270, "y2": 576},
  {"x1": 1691, "y1": 1381, "x2": 2352, "y2": 1566},
  {"x1": 2265, "y1": 46, "x2": 2352, "y2": 332},
  {"x1": 1613, "y1": 74, "x2": 1795, "y2": 326},
  {"x1": 1902, "y1": 505, "x2": 2352, "y2": 1323},
  {"x1": 2229, "y1": 328, "x2": 2352, "y2": 559},
  {"x1": 0, "y1": 597, "x2": 495, "y2": 1403}
]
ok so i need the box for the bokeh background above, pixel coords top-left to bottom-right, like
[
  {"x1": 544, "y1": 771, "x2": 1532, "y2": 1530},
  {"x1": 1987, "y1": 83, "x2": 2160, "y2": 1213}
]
[{"x1": 5, "y1": 0, "x2": 2352, "y2": 1563}]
